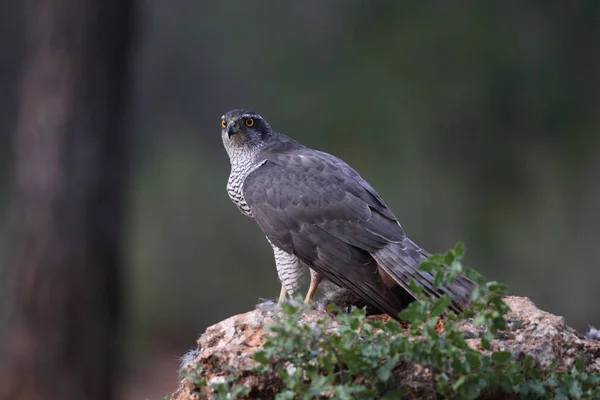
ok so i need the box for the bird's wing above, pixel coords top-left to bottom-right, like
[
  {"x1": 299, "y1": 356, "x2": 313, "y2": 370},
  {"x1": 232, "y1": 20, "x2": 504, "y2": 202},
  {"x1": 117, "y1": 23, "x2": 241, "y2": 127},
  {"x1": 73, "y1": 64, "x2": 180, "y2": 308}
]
[
  {"x1": 243, "y1": 150, "x2": 405, "y2": 253},
  {"x1": 242, "y1": 149, "x2": 425, "y2": 316}
]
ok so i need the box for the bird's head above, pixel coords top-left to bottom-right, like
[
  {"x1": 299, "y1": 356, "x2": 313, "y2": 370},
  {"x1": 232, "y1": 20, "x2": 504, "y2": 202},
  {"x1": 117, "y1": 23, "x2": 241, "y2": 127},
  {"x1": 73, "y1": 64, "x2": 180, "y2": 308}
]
[{"x1": 221, "y1": 109, "x2": 272, "y2": 153}]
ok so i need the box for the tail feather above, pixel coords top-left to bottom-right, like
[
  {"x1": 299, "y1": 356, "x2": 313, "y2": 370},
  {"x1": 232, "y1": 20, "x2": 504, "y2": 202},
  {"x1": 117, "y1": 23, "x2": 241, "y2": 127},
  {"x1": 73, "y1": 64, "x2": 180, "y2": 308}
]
[{"x1": 372, "y1": 238, "x2": 475, "y2": 313}]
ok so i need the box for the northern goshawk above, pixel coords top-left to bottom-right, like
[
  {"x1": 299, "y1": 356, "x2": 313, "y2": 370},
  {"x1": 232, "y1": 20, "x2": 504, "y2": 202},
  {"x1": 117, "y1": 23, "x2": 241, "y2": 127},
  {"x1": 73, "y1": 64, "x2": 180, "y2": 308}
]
[{"x1": 221, "y1": 109, "x2": 474, "y2": 318}]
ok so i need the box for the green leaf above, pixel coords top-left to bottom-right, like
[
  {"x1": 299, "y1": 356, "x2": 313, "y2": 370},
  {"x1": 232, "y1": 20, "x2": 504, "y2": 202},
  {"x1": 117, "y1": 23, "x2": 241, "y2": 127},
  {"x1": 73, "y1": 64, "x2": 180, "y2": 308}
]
[
  {"x1": 481, "y1": 334, "x2": 491, "y2": 350},
  {"x1": 472, "y1": 314, "x2": 486, "y2": 326},
  {"x1": 453, "y1": 242, "x2": 466, "y2": 258},
  {"x1": 253, "y1": 350, "x2": 269, "y2": 364},
  {"x1": 487, "y1": 282, "x2": 508, "y2": 295},
  {"x1": 568, "y1": 379, "x2": 583, "y2": 398},
  {"x1": 377, "y1": 365, "x2": 391, "y2": 381},
  {"x1": 381, "y1": 390, "x2": 407, "y2": 400},
  {"x1": 433, "y1": 272, "x2": 444, "y2": 289},
  {"x1": 419, "y1": 260, "x2": 436, "y2": 273},
  {"x1": 450, "y1": 260, "x2": 463, "y2": 275},
  {"x1": 398, "y1": 309, "x2": 426, "y2": 323},
  {"x1": 430, "y1": 296, "x2": 452, "y2": 317},
  {"x1": 275, "y1": 390, "x2": 296, "y2": 400},
  {"x1": 377, "y1": 354, "x2": 399, "y2": 382},
  {"x1": 348, "y1": 316, "x2": 361, "y2": 330},
  {"x1": 192, "y1": 376, "x2": 206, "y2": 387},
  {"x1": 426, "y1": 254, "x2": 445, "y2": 266},
  {"x1": 452, "y1": 375, "x2": 466, "y2": 390},
  {"x1": 281, "y1": 301, "x2": 299, "y2": 315},
  {"x1": 224, "y1": 365, "x2": 237, "y2": 374},
  {"x1": 498, "y1": 373, "x2": 513, "y2": 393},
  {"x1": 408, "y1": 280, "x2": 424, "y2": 297},
  {"x1": 334, "y1": 385, "x2": 360, "y2": 400},
  {"x1": 491, "y1": 351, "x2": 512, "y2": 363},
  {"x1": 523, "y1": 380, "x2": 546, "y2": 396},
  {"x1": 574, "y1": 356, "x2": 585, "y2": 372},
  {"x1": 466, "y1": 351, "x2": 481, "y2": 369},
  {"x1": 326, "y1": 302, "x2": 339, "y2": 313},
  {"x1": 461, "y1": 377, "x2": 486, "y2": 399},
  {"x1": 553, "y1": 389, "x2": 569, "y2": 400}
]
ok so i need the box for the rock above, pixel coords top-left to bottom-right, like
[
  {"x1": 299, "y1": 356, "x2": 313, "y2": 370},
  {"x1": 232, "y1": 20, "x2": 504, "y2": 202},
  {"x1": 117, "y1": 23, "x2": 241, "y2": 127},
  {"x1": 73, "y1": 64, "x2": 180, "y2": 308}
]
[
  {"x1": 586, "y1": 327, "x2": 600, "y2": 341},
  {"x1": 170, "y1": 296, "x2": 600, "y2": 400}
]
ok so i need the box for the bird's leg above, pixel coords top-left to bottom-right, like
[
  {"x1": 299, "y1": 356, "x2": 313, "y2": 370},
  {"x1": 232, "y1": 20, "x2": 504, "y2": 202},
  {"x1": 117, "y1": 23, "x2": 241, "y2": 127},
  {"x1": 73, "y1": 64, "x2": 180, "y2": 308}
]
[
  {"x1": 278, "y1": 286, "x2": 288, "y2": 304},
  {"x1": 270, "y1": 242, "x2": 304, "y2": 304},
  {"x1": 304, "y1": 269, "x2": 323, "y2": 304}
]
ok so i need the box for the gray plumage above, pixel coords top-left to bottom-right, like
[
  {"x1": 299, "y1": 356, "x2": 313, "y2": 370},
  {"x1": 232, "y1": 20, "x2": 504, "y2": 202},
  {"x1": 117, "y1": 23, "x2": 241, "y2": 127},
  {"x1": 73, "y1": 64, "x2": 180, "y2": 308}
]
[
  {"x1": 222, "y1": 112, "x2": 307, "y2": 299},
  {"x1": 221, "y1": 109, "x2": 474, "y2": 319}
]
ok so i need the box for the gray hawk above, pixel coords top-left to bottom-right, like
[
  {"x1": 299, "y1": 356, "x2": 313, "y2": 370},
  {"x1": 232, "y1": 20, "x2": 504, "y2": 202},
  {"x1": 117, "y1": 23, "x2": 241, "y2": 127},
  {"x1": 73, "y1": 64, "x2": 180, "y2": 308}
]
[{"x1": 220, "y1": 109, "x2": 474, "y2": 318}]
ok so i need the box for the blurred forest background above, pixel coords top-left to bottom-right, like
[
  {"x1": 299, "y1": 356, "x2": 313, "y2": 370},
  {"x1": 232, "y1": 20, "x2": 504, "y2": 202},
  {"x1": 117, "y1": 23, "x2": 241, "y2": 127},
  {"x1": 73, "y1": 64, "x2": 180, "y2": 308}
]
[{"x1": 0, "y1": 1, "x2": 599, "y2": 398}]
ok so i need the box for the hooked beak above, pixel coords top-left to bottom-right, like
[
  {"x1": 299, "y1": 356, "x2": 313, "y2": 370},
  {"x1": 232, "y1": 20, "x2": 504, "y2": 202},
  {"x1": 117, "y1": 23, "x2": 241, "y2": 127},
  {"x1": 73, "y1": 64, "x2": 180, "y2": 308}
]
[{"x1": 226, "y1": 122, "x2": 239, "y2": 138}]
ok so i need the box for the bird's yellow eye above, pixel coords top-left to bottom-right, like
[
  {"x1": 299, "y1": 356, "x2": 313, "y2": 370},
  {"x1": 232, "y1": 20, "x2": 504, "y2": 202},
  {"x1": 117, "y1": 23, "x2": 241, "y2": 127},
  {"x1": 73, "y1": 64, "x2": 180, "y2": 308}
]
[
  {"x1": 245, "y1": 118, "x2": 254, "y2": 127},
  {"x1": 221, "y1": 120, "x2": 227, "y2": 128}
]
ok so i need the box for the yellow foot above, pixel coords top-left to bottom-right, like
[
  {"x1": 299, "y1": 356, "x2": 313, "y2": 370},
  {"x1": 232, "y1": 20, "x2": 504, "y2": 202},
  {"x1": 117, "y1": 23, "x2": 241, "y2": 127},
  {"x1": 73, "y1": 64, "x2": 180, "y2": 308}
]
[
  {"x1": 304, "y1": 271, "x2": 323, "y2": 304},
  {"x1": 278, "y1": 286, "x2": 288, "y2": 304}
]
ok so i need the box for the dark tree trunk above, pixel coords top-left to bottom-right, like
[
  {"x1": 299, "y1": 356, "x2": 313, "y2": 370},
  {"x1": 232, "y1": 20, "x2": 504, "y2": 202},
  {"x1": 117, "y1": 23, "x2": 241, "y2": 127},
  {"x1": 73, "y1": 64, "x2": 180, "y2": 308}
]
[{"x1": 3, "y1": 1, "x2": 136, "y2": 399}]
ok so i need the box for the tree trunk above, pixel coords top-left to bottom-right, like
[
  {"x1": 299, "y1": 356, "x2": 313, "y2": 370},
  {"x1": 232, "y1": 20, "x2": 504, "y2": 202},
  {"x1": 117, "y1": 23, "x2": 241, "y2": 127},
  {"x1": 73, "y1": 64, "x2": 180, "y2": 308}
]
[{"x1": 3, "y1": 1, "x2": 136, "y2": 399}]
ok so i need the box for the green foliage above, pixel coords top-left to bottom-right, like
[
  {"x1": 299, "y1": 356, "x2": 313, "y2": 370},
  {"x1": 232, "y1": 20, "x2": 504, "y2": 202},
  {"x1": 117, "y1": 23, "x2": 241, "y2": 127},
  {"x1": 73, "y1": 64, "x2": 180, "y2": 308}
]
[
  {"x1": 187, "y1": 243, "x2": 600, "y2": 399},
  {"x1": 183, "y1": 364, "x2": 251, "y2": 400}
]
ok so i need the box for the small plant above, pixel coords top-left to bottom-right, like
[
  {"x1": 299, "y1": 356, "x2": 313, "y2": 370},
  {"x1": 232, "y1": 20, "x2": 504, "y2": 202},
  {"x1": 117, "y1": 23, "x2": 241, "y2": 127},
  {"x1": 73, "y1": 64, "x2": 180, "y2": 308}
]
[
  {"x1": 187, "y1": 243, "x2": 600, "y2": 399},
  {"x1": 183, "y1": 364, "x2": 250, "y2": 400}
]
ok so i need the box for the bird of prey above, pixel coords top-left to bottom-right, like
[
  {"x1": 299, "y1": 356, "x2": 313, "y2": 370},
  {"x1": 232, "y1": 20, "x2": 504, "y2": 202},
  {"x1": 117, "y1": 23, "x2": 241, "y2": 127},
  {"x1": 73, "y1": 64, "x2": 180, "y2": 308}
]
[{"x1": 221, "y1": 109, "x2": 474, "y2": 318}]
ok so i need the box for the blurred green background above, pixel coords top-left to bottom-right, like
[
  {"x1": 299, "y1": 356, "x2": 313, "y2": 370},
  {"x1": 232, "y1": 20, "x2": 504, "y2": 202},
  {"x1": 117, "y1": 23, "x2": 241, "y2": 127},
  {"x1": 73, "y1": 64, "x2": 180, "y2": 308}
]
[{"x1": 1, "y1": 1, "x2": 599, "y2": 398}]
